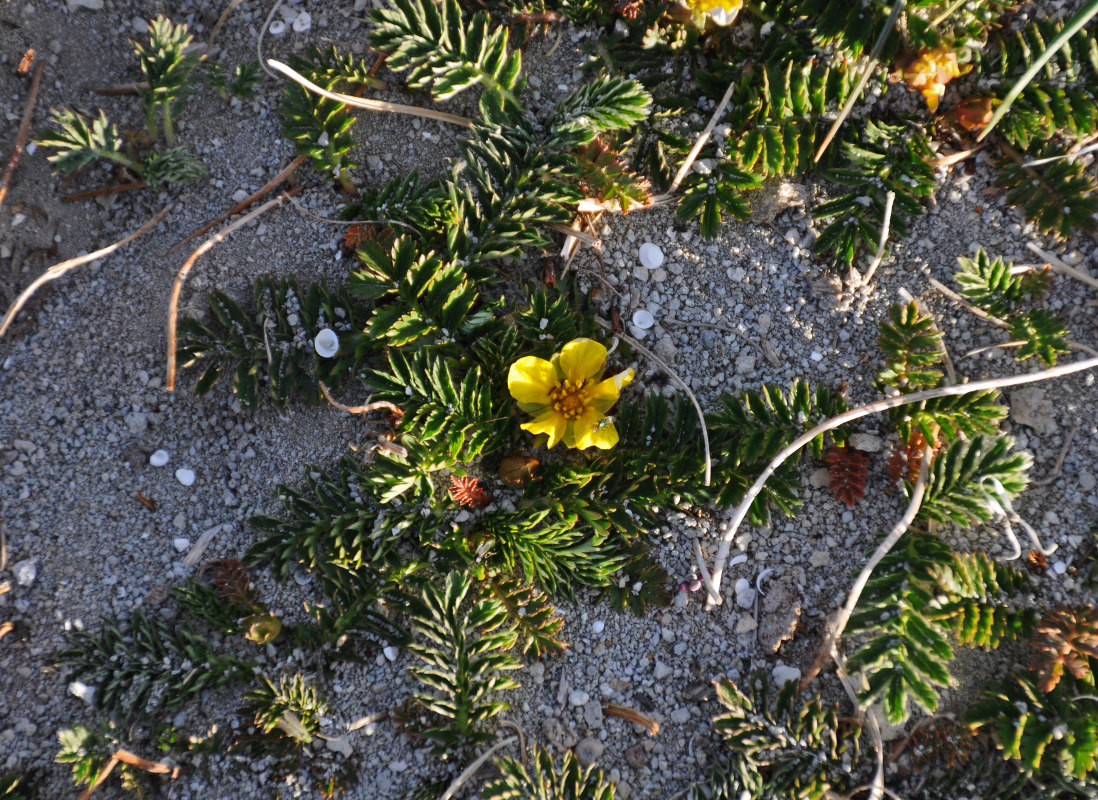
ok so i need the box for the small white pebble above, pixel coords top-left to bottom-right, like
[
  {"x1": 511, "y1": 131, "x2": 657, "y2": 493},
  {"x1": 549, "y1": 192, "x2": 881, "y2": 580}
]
[
  {"x1": 173, "y1": 538, "x2": 191, "y2": 553},
  {"x1": 810, "y1": 351, "x2": 824, "y2": 362},
  {"x1": 639, "y1": 242, "x2": 664, "y2": 269},
  {"x1": 69, "y1": 681, "x2": 95, "y2": 705},
  {"x1": 292, "y1": 11, "x2": 311, "y2": 32},
  {"x1": 632, "y1": 309, "x2": 655, "y2": 329},
  {"x1": 149, "y1": 449, "x2": 170, "y2": 467},
  {"x1": 383, "y1": 646, "x2": 399, "y2": 662},
  {"x1": 268, "y1": 19, "x2": 286, "y2": 34},
  {"x1": 569, "y1": 689, "x2": 591, "y2": 706},
  {"x1": 13, "y1": 559, "x2": 37, "y2": 587},
  {"x1": 592, "y1": 620, "x2": 605, "y2": 634},
  {"x1": 1052, "y1": 561, "x2": 1068, "y2": 575},
  {"x1": 175, "y1": 468, "x2": 196, "y2": 486},
  {"x1": 772, "y1": 665, "x2": 801, "y2": 685}
]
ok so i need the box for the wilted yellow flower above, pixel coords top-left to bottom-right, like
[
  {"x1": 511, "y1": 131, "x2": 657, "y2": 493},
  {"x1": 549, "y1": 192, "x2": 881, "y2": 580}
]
[
  {"x1": 893, "y1": 46, "x2": 971, "y2": 112},
  {"x1": 508, "y1": 338, "x2": 634, "y2": 450},
  {"x1": 680, "y1": 0, "x2": 742, "y2": 27}
]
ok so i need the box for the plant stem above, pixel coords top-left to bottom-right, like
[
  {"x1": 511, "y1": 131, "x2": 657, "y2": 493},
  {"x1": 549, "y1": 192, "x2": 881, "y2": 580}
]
[{"x1": 977, "y1": 0, "x2": 1098, "y2": 141}]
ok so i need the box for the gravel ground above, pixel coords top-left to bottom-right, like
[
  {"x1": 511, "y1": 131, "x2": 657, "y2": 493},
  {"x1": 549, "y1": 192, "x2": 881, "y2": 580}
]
[{"x1": 1, "y1": 1, "x2": 1097, "y2": 799}]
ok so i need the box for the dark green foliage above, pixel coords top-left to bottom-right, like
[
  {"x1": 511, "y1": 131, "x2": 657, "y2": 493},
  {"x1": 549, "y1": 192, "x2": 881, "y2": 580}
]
[
  {"x1": 244, "y1": 673, "x2": 327, "y2": 744},
  {"x1": 876, "y1": 301, "x2": 943, "y2": 390},
  {"x1": 34, "y1": 109, "x2": 138, "y2": 175},
  {"x1": 244, "y1": 459, "x2": 404, "y2": 586},
  {"x1": 0, "y1": 773, "x2": 32, "y2": 800},
  {"x1": 549, "y1": 76, "x2": 652, "y2": 147},
  {"x1": 956, "y1": 249, "x2": 1028, "y2": 318},
  {"x1": 280, "y1": 83, "x2": 357, "y2": 187},
  {"x1": 55, "y1": 610, "x2": 251, "y2": 721},
  {"x1": 350, "y1": 236, "x2": 483, "y2": 345},
  {"x1": 56, "y1": 724, "x2": 124, "y2": 793},
  {"x1": 140, "y1": 146, "x2": 206, "y2": 184},
  {"x1": 995, "y1": 151, "x2": 1098, "y2": 239},
  {"x1": 176, "y1": 276, "x2": 368, "y2": 411},
  {"x1": 676, "y1": 159, "x2": 760, "y2": 238},
  {"x1": 847, "y1": 532, "x2": 1035, "y2": 724},
  {"x1": 173, "y1": 580, "x2": 245, "y2": 633},
  {"x1": 370, "y1": 0, "x2": 524, "y2": 113},
  {"x1": 366, "y1": 348, "x2": 506, "y2": 461},
  {"x1": 134, "y1": 16, "x2": 201, "y2": 143},
  {"x1": 813, "y1": 121, "x2": 936, "y2": 268},
  {"x1": 207, "y1": 60, "x2": 261, "y2": 99},
  {"x1": 711, "y1": 672, "x2": 860, "y2": 799},
  {"x1": 343, "y1": 171, "x2": 448, "y2": 237},
  {"x1": 1009, "y1": 308, "x2": 1071, "y2": 366},
  {"x1": 686, "y1": 754, "x2": 768, "y2": 800},
  {"x1": 967, "y1": 670, "x2": 1098, "y2": 780},
  {"x1": 288, "y1": 45, "x2": 386, "y2": 92},
  {"x1": 601, "y1": 544, "x2": 671, "y2": 615},
  {"x1": 897, "y1": 391, "x2": 1008, "y2": 444},
  {"x1": 405, "y1": 571, "x2": 522, "y2": 749},
  {"x1": 909, "y1": 758, "x2": 1034, "y2": 800},
  {"x1": 487, "y1": 576, "x2": 566, "y2": 658},
  {"x1": 918, "y1": 435, "x2": 1030, "y2": 527},
  {"x1": 510, "y1": 285, "x2": 597, "y2": 361},
  {"x1": 985, "y1": 20, "x2": 1098, "y2": 149},
  {"x1": 483, "y1": 745, "x2": 616, "y2": 800}
]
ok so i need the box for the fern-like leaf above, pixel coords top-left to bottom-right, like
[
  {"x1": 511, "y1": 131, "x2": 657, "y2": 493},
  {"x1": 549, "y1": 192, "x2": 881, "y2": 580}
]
[
  {"x1": 876, "y1": 301, "x2": 944, "y2": 391},
  {"x1": 549, "y1": 76, "x2": 652, "y2": 147},
  {"x1": 488, "y1": 576, "x2": 566, "y2": 658},
  {"x1": 918, "y1": 435, "x2": 1030, "y2": 528},
  {"x1": 483, "y1": 745, "x2": 616, "y2": 800}
]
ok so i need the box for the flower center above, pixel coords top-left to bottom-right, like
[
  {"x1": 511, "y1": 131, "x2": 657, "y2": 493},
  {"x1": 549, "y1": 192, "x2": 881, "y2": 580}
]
[{"x1": 548, "y1": 379, "x2": 591, "y2": 420}]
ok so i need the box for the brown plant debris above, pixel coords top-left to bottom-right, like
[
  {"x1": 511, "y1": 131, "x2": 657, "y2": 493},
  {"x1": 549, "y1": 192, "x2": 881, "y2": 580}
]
[
  {"x1": 886, "y1": 431, "x2": 939, "y2": 491},
  {"x1": 603, "y1": 703, "x2": 660, "y2": 736},
  {"x1": 1032, "y1": 605, "x2": 1098, "y2": 693},
  {"x1": 824, "y1": 446, "x2": 870, "y2": 507},
  {"x1": 449, "y1": 475, "x2": 490, "y2": 509}
]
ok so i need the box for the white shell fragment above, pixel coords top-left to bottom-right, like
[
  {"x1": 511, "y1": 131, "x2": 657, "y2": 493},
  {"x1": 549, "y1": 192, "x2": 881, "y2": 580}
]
[
  {"x1": 734, "y1": 578, "x2": 756, "y2": 609},
  {"x1": 149, "y1": 449, "x2": 170, "y2": 467},
  {"x1": 268, "y1": 19, "x2": 286, "y2": 35},
  {"x1": 314, "y1": 328, "x2": 340, "y2": 358},
  {"x1": 639, "y1": 242, "x2": 664, "y2": 270},
  {"x1": 632, "y1": 309, "x2": 655, "y2": 330},
  {"x1": 175, "y1": 468, "x2": 196, "y2": 486},
  {"x1": 292, "y1": 11, "x2": 312, "y2": 32}
]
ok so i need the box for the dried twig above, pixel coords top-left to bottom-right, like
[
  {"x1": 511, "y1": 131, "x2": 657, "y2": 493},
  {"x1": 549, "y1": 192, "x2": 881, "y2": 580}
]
[
  {"x1": 603, "y1": 703, "x2": 660, "y2": 735},
  {"x1": 62, "y1": 182, "x2": 148, "y2": 203},
  {"x1": 171, "y1": 155, "x2": 306, "y2": 253},
  {"x1": 801, "y1": 443, "x2": 933, "y2": 690},
  {"x1": 91, "y1": 83, "x2": 147, "y2": 96},
  {"x1": 438, "y1": 735, "x2": 518, "y2": 800},
  {"x1": 496, "y1": 719, "x2": 528, "y2": 764},
  {"x1": 0, "y1": 59, "x2": 44, "y2": 213},
  {"x1": 664, "y1": 80, "x2": 737, "y2": 196},
  {"x1": 267, "y1": 60, "x2": 474, "y2": 128},
  {"x1": 209, "y1": 0, "x2": 246, "y2": 45},
  {"x1": 166, "y1": 195, "x2": 289, "y2": 391},
  {"x1": 1031, "y1": 420, "x2": 1081, "y2": 487},
  {"x1": 319, "y1": 381, "x2": 404, "y2": 419},
  {"x1": 1027, "y1": 242, "x2": 1098, "y2": 291},
  {"x1": 852, "y1": 191, "x2": 896, "y2": 289},
  {"x1": 1, "y1": 204, "x2": 171, "y2": 338},
  {"x1": 814, "y1": 0, "x2": 905, "y2": 163},
  {"x1": 0, "y1": 519, "x2": 7, "y2": 571},
  {"x1": 928, "y1": 276, "x2": 1098, "y2": 358},
  {"x1": 76, "y1": 749, "x2": 180, "y2": 800},
  {"x1": 595, "y1": 318, "x2": 711, "y2": 485},
  {"x1": 705, "y1": 355, "x2": 1098, "y2": 606}
]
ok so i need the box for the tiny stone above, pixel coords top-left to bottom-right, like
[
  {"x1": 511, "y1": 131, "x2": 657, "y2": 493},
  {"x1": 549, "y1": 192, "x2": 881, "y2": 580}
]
[
  {"x1": 625, "y1": 743, "x2": 647, "y2": 769},
  {"x1": 575, "y1": 737, "x2": 605, "y2": 766},
  {"x1": 809, "y1": 550, "x2": 830, "y2": 567},
  {"x1": 13, "y1": 560, "x2": 37, "y2": 587},
  {"x1": 810, "y1": 351, "x2": 823, "y2": 362},
  {"x1": 1052, "y1": 561, "x2": 1068, "y2": 575},
  {"x1": 325, "y1": 735, "x2": 353, "y2": 757},
  {"x1": 632, "y1": 309, "x2": 655, "y2": 330},
  {"x1": 639, "y1": 242, "x2": 664, "y2": 269},
  {"x1": 734, "y1": 578, "x2": 755, "y2": 609},
  {"x1": 69, "y1": 681, "x2": 95, "y2": 704},
  {"x1": 772, "y1": 665, "x2": 801, "y2": 685},
  {"x1": 848, "y1": 433, "x2": 884, "y2": 452},
  {"x1": 809, "y1": 467, "x2": 831, "y2": 488},
  {"x1": 569, "y1": 689, "x2": 591, "y2": 707},
  {"x1": 175, "y1": 468, "x2": 196, "y2": 486},
  {"x1": 172, "y1": 538, "x2": 190, "y2": 553},
  {"x1": 592, "y1": 620, "x2": 605, "y2": 634},
  {"x1": 654, "y1": 660, "x2": 673, "y2": 680},
  {"x1": 383, "y1": 646, "x2": 399, "y2": 662},
  {"x1": 735, "y1": 614, "x2": 757, "y2": 634},
  {"x1": 149, "y1": 449, "x2": 170, "y2": 467}
]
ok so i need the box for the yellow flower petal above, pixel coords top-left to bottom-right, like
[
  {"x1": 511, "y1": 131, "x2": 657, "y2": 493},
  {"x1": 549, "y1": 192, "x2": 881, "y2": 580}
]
[
  {"x1": 522, "y1": 410, "x2": 567, "y2": 449},
  {"x1": 558, "y1": 338, "x2": 607, "y2": 384},
  {"x1": 590, "y1": 368, "x2": 635, "y2": 413},
  {"x1": 508, "y1": 356, "x2": 557, "y2": 406},
  {"x1": 571, "y1": 415, "x2": 620, "y2": 450}
]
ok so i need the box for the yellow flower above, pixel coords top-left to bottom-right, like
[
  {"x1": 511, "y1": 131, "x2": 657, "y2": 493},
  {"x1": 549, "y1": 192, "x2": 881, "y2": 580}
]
[
  {"x1": 508, "y1": 338, "x2": 634, "y2": 450},
  {"x1": 680, "y1": 0, "x2": 742, "y2": 27},
  {"x1": 893, "y1": 46, "x2": 971, "y2": 112}
]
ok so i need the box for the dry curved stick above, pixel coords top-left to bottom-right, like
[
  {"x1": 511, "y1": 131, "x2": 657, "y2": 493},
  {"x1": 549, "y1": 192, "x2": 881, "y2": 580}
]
[
  {"x1": 438, "y1": 735, "x2": 518, "y2": 800},
  {"x1": 318, "y1": 381, "x2": 404, "y2": 420},
  {"x1": 165, "y1": 195, "x2": 289, "y2": 391},
  {"x1": 1, "y1": 204, "x2": 171, "y2": 338},
  {"x1": 170, "y1": 156, "x2": 306, "y2": 253},
  {"x1": 603, "y1": 703, "x2": 660, "y2": 735},
  {"x1": 595, "y1": 318, "x2": 711, "y2": 486},
  {"x1": 267, "y1": 60, "x2": 474, "y2": 128},
  {"x1": 0, "y1": 59, "x2": 44, "y2": 213},
  {"x1": 208, "y1": 0, "x2": 246, "y2": 45},
  {"x1": 705, "y1": 354, "x2": 1098, "y2": 607},
  {"x1": 800, "y1": 443, "x2": 933, "y2": 691},
  {"x1": 1031, "y1": 420, "x2": 1081, "y2": 487}
]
